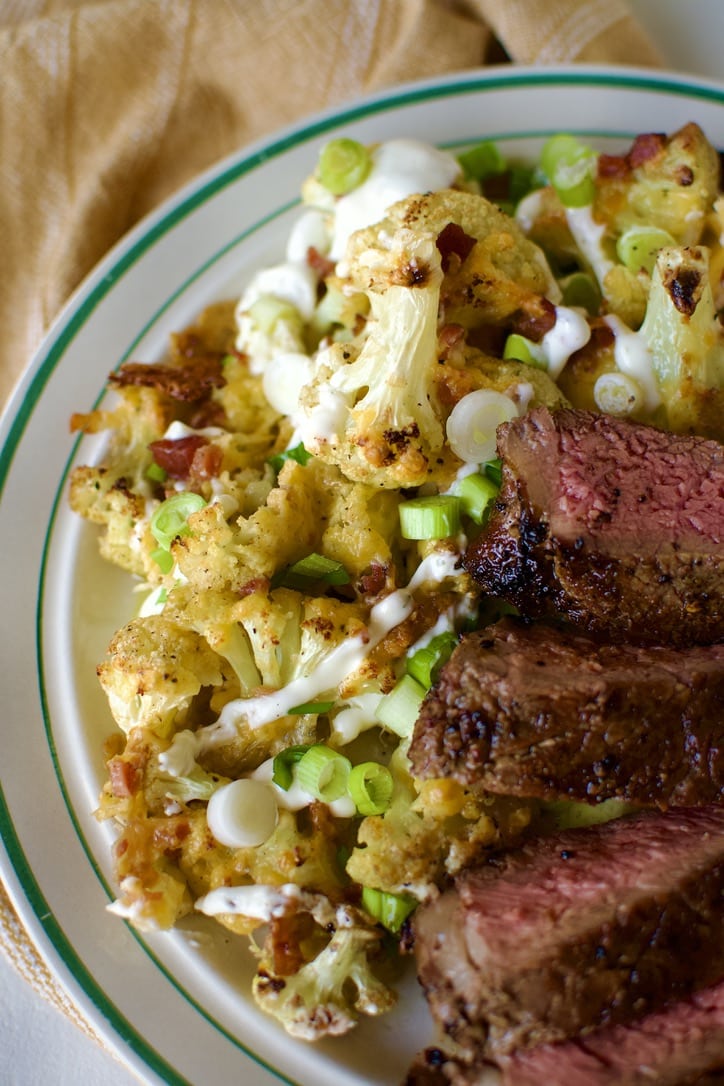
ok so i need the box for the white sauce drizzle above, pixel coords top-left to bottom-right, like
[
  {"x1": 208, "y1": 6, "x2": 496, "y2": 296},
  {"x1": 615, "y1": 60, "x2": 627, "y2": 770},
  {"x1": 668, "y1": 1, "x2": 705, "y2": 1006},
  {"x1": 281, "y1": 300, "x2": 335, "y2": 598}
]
[
  {"x1": 603, "y1": 314, "x2": 661, "y2": 412},
  {"x1": 199, "y1": 549, "x2": 461, "y2": 744},
  {"x1": 564, "y1": 205, "x2": 615, "y2": 286},
  {"x1": 540, "y1": 305, "x2": 591, "y2": 378},
  {"x1": 330, "y1": 139, "x2": 460, "y2": 260},
  {"x1": 195, "y1": 882, "x2": 306, "y2": 921}
]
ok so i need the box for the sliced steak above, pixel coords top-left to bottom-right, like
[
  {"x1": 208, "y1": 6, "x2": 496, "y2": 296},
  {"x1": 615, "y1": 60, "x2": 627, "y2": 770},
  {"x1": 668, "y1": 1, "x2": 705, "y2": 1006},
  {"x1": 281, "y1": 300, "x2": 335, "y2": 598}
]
[
  {"x1": 464, "y1": 407, "x2": 724, "y2": 646},
  {"x1": 409, "y1": 618, "x2": 724, "y2": 806},
  {"x1": 500, "y1": 979, "x2": 724, "y2": 1086},
  {"x1": 413, "y1": 806, "x2": 724, "y2": 1059}
]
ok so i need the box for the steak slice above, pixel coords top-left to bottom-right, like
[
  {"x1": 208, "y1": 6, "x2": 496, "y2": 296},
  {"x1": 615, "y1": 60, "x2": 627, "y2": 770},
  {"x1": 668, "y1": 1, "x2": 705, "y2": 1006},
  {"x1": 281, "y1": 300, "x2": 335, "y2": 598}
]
[
  {"x1": 409, "y1": 618, "x2": 724, "y2": 807},
  {"x1": 413, "y1": 806, "x2": 724, "y2": 1059},
  {"x1": 464, "y1": 406, "x2": 724, "y2": 646},
  {"x1": 500, "y1": 979, "x2": 724, "y2": 1086}
]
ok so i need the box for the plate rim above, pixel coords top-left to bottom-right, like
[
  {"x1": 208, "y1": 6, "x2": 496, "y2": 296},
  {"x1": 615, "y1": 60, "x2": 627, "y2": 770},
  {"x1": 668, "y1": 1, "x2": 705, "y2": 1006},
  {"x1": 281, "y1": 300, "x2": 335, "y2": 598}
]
[{"x1": 2, "y1": 61, "x2": 724, "y2": 1086}]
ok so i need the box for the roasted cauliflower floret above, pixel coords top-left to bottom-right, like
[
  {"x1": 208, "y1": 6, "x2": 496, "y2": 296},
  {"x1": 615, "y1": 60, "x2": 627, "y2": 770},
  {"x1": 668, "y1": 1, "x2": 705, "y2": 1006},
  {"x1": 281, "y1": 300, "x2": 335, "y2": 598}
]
[
  {"x1": 301, "y1": 191, "x2": 559, "y2": 488},
  {"x1": 97, "y1": 614, "x2": 226, "y2": 737},
  {"x1": 253, "y1": 922, "x2": 395, "y2": 1040}
]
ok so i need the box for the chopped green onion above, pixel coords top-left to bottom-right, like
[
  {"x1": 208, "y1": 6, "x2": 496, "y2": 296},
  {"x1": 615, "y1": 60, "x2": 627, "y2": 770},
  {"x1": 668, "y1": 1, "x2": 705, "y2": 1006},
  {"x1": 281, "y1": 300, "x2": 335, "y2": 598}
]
[
  {"x1": 220, "y1": 354, "x2": 236, "y2": 368},
  {"x1": 295, "y1": 745, "x2": 352, "y2": 802},
  {"x1": 509, "y1": 163, "x2": 538, "y2": 205},
  {"x1": 318, "y1": 138, "x2": 372, "y2": 196},
  {"x1": 272, "y1": 744, "x2": 312, "y2": 790},
  {"x1": 267, "y1": 442, "x2": 312, "y2": 474},
  {"x1": 503, "y1": 333, "x2": 541, "y2": 368},
  {"x1": 546, "y1": 797, "x2": 635, "y2": 830},
  {"x1": 275, "y1": 552, "x2": 351, "y2": 591},
  {"x1": 458, "y1": 140, "x2": 505, "y2": 182},
  {"x1": 483, "y1": 457, "x2": 503, "y2": 488},
  {"x1": 150, "y1": 546, "x2": 174, "y2": 574},
  {"x1": 560, "y1": 272, "x2": 602, "y2": 314},
  {"x1": 398, "y1": 495, "x2": 462, "y2": 540},
  {"x1": 540, "y1": 134, "x2": 597, "y2": 208},
  {"x1": 146, "y1": 462, "x2": 168, "y2": 484},
  {"x1": 288, "y1": 700, "x2": 335, "y2": 716},
  {"x1": 616, "y1": 225, "x2": 676, "y2": 275},
  {"x1": 361, "y1": 887, "x2": 417, "y2": 933},
  {"x1": 455, "y1": 471, "x2": 499, "y2": 525},
  {"x1": 407, "y1": 631, "x2": 458, "y2": 689},
  {"x1": 348, "y1": 762, "x2": 394, "y2": 816},
  {"x1": 150, "y1": 492, "x2": 206, "y2": 550},
  {"x1": 248, "y1": 294, "x2": 301, "y2": 334},
  {"x1": 375, "y1": 675, "x2": 426, "y2": 738}
]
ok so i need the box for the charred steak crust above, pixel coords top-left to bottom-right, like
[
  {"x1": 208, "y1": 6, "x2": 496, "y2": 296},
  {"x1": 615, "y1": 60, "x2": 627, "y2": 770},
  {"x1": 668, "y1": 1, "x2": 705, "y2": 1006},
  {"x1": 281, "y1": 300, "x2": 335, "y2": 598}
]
[
  {"x1": 409, "y1": 618, "x2": 724, "y2": 806},
  {"x1": 413, "y1": 807, "x2": 724, "y2": 1061},
  {"x1": 464, "y1": 407, "x2": 724, "y2": 646}
]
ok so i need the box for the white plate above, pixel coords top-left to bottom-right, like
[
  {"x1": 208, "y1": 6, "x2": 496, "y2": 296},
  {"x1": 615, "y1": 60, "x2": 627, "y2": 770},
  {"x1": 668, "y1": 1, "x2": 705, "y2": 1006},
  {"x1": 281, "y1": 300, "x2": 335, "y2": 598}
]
[{"x1": 2, "y1": 64, "x2": 723, "y2": 1086}]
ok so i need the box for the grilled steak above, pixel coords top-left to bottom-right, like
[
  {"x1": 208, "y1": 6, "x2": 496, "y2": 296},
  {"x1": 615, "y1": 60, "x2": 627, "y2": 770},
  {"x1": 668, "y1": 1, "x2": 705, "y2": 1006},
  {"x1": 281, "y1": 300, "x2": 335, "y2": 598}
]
[
  {"x1": 499, "y1": 979, "x2": 724, "y2": 1086},
  {"x1": 409, "y1": 617, "x2": 724, "y2": 806},
  {"x1": 413, "y1": 806, "x2": 724, "y2": 1059},
  {"x1": 464, "y1": 407, "x2": 724, "y2": 646}
]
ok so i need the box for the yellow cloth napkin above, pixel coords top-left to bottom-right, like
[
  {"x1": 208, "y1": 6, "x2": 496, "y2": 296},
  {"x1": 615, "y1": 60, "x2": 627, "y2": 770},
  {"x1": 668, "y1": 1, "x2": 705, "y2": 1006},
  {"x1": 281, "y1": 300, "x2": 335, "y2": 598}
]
[{"x1": 0, "y1": 0, "x2": 661, "y2": 1046}]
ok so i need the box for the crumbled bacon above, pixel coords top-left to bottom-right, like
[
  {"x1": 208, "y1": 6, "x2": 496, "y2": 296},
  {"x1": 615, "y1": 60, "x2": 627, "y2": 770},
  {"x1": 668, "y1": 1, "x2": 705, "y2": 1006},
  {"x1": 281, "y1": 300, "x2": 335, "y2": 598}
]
[
  {"x1": 510, "y1": 296, "x2": 556, "y2": 342},
  {"x1": 149, "y1": 436, "x2": 209, "y2": 479},
  {"x1": 189, "y1": 441, "x2": 223, "y2": 481},
  {"x1": 628, "y1": 131, "x2": 666, "y2": 169},
  {"x1": 438, "y1": 323, "x2": 466, "y2": 359},
  {"x1": 110, "y1": 355, "x2": 225, "y2": 402},
  {"x1": 598, "y1": 154, "x2": 629, "y2": 179},
  {"x1": 307, "y1": 246, "x2": 336, "y2": 281},
  {"x1": 359, "y1": 561, "x2": 389, "y2": 598},
  {"x1": 436, "y1": 222, "x2": 476, "y2": 273},
  {"x1": 108, "y1": 756, "x2": 142, "y2": 798}
]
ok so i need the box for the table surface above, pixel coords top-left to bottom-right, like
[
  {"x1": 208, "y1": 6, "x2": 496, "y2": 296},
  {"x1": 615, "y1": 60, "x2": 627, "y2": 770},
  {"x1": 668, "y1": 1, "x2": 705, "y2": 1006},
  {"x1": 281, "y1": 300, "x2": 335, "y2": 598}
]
[{"x1": 2, "y1": 2, "x2": 722, "y2": 1083}]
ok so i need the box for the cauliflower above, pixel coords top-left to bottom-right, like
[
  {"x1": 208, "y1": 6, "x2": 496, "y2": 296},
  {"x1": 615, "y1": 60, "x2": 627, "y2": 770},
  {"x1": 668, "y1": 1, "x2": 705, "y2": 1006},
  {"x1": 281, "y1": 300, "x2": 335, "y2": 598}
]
[
  {"x1": 558, "y1": 245, "x2": 724, "y2": 440},
  {"x1": 643, "y1": 245, "x2": 724, "y2": 439},
  {"x1": 347, "y1": 751, "x2": 533, "y2": 900},
  {"x1": 301, "y1": 191, "x2": 558, "y2": 488},
  {"x1": 97, "y1": 614, "x2": 226, "y2": 737},
  {"x1": 253, "y1": 922, "x2": 396, "y2": 1040}
]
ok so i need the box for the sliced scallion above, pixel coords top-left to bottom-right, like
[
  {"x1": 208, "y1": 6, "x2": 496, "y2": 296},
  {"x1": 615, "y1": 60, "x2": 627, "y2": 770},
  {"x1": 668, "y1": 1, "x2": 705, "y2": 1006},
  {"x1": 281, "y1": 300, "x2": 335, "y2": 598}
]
[
  {"x1": 318, "y1": 138, "x2": 372, "y2": 196},
  {"x1": 457, "y1": 140, "x2": 505, "y2": 182},
  {"x1": 272, "y1": 745, "x2": 312, "y2": 791},
  {"x1": 540, "y1": 134, "x2": 597, "y2": 208},
  {"x1": 248, "y1": 294, "x2": 301, "y2": 334},
  {"x1": 407, "y1": 632, "x2": 458, "y2": 689},
  {"x1": 295, "y1": 745, "x2": 352, "y2": 802},
  {"x1": 348, "y1": 762, "x2": 394, "y2": 816},
  {"x1": 455, "y1": 471, "x2": 499, "y2": 525},
  {"x1": 267, "y1": 442, "x2": 312, "y2": 474},
  {"x1": 483, "y1": 457, "x2": 503, "y2": 488},
  {"x1": 288, "y1": 699, "x2": 335, "y2": 716},
  {"x1": 398, "y1": 495, "x2": 461, "y2": 540},
  {"x1": 146, "y1": 462, "x2": 168, "y2": 484},
  {"x1": 361, "y1": 886, "x2": 417, "y2": 933},
  {"x1": 560, "y1": 271, "x2": 602, "y2": 314},
  {"x1": 375, "y1": 675, "x2": 426, "y2": 738},
  {"x1": 150, "y1": 492, "x2": 206, "y2": 550},
  {"x1": 274, "y1": 552, "x2": 351, "y2": 591},
  {"x1": 150, "y1": 546, "x2": 174, "y2": 574},
  {"x1": 616, "y1": 225, "x2": 676, "y2": 275},
  {"x1": 503, "y1": 333, "x2": 545, "y2": 369}
]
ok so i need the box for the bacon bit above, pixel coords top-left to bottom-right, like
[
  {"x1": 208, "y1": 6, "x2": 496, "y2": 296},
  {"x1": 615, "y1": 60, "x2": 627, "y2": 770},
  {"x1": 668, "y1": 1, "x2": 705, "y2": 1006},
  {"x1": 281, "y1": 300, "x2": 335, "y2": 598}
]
[
  {"x1": 108, "y1": 757, "x2": 141, "y2": 797},
  {"x1": 150, "y1": 436, "x2": 209, "y2": 479},
  {"x1": 188, "y1": 399, "x2": 227, "y2": 430},
  {"x1": 269, "y1": 910, "x2": 317, "y2": 976},
  {"x1": 436, "y1": 223, "x2": 476, "y2": 273},
  {"x1": 438, "y1": 323, "x2": 466, "y2": 359},
  {"x1": 598, "y1": 154, "x2": 629, "y2": 180},
  {"x1": 307, "y1": 246, "x2": 336, "y2": 281},
  {"x1": 152, "y1": 818, "x2": 192, "y2": 850},
  {"x1": 434, "y1": 364, "x2": 480, "y2": 410},
  {"x1": 189, "y1": 441, "x2": 223, "y2": 481},
  {"x1": 110, "y1": 355, "x2": 225, "y2": 402},
  {"x1": 359, "y1": 561, "x2": 389, "y2": 598},
  {"x1": 628, "y1": 132, "x2": 666, "y2": 169},
  {"x1": 510, "y1": 297, "x2": 556, "y2": 342}
]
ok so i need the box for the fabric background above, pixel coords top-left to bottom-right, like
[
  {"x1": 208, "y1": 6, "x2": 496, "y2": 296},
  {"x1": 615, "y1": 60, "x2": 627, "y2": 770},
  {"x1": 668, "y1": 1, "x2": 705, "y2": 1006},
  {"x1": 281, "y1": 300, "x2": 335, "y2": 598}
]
[{"x1": 0, "y1": 0, "x2": 661, "y2": 1044}]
